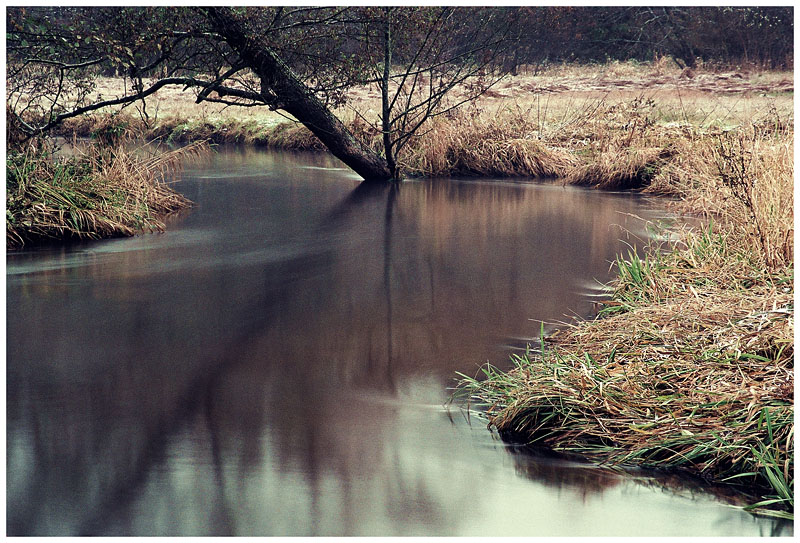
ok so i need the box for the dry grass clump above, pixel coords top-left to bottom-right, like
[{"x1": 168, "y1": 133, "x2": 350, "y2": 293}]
[
  {"x1": 545, "y1": 95, "x2": 681, "y2": 190},
  {"x1": 709, "y1": 128, "x2": 793, "y2": 271},
  {"x1": 565, "y1": 147, "x2": 669, "y2": 189},
  {"x1": 647, "y1": 124, "x2": 793, "y2": 272},
  {"x1": 401, "y1": 109, "x2": 575, "y2": 178},
  {"x1": 548, "y1": 91, "x2": 793, "y2": 206},
  {"x1": 59, "y1": 113, "x2": 148, "y2": 143},
  {"x1": 259, "y1": 120, "x2": 327, "y2": 150},
  {"x1": 7, "y1": 139, "x2": 204, "y2": 248}
]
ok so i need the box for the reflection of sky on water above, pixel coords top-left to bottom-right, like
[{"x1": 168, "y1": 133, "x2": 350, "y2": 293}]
[
  {"x1": 6, "y1": 149, "x2": 789, "y2": 536},
  {"x1": 82, "y1": 379, "x2": 781, "y2": 536}
]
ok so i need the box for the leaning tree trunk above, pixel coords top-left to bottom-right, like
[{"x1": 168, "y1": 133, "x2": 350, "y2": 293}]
[{"x1": 205, "y1": 8, "x2": 393, "y2": 182}]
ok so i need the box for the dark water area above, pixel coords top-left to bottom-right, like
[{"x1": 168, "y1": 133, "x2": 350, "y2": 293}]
[{"x1": 7, "y1": 148, "x2": 790, "y2": 536}]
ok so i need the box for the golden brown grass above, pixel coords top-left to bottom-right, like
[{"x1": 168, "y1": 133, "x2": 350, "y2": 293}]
[
  {"x1": 399, "y1": 108, "x2": 575, "y2": 177},
  {"x1": 646, "y1": 124, "x2": 794, "y2": 271},
  {"x1": 7, "y1": 138, "x2": 204, "y2": 248}
]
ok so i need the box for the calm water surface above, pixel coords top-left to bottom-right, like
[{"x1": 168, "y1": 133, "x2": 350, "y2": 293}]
[{"x1": 7, "y1": 149, "x2": 790, "y2": 536}]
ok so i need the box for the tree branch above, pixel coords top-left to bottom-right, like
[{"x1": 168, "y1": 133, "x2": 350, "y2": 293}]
[{"x1": 20, "y1": 76, "x2": 266, "y2": 139}]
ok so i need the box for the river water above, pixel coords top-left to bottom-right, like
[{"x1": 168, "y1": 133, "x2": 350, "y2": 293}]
[{"x1": 6, "y1": 148, "x2": 790, "y2": 536}]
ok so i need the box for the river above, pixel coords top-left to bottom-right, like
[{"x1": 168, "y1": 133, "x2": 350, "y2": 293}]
[{"x1": 6, "y1": 148, "x2": 790, "y2": 536}]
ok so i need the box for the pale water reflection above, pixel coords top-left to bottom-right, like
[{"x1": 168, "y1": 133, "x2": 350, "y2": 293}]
[{"x1": 6, "y1": 149, "x2": 790, "y2": 536}]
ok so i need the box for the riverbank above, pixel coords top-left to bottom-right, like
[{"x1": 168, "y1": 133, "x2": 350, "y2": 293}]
[
  {"x1": 55, "y1": 62, "x2": 792, "y2": 188},
  {"x1": 6, "y1": 137, "x2": 204, "y2": 249},
  {"x1": 457, "y1": 119, "x2": 794, "y2": 517}
]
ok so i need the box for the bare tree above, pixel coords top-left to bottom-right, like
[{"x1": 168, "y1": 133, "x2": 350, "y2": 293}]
[
  {"x1": 7, "y1": 7, "x2": 511, "y2": 181},
  {"x1": 361, "y1": 7, "x2": 509, "y2": 178}
]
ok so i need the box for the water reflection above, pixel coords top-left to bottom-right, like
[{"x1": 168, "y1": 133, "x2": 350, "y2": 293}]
[{"x1": 7, "y1": 149, "x2": 788, "y2": 536}]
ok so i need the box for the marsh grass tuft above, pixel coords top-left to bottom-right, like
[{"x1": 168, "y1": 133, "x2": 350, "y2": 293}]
[
  {"x1": 565, "y1": 147, "x2": 668, "y2": 189},
  {"x1": 398, "y1": 110, "x2": 575, "y2": 178},
  {"x1": 7, "y1": 139, "x2": 204, "y2": 248}
]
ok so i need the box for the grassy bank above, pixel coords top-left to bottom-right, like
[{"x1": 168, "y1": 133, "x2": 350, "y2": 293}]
[
  {"x1": 456, "y1": 120, "x2": 794, "y2": 517},
  {"x1": 56, "y1": 97, "x2": 786, "y2": 192},
  {"x1": 55, "y1": 62, "x2": 792, "y2": 187},
  {"x1": 7, "y1": 139, "x2": 204, "y2": 249}
]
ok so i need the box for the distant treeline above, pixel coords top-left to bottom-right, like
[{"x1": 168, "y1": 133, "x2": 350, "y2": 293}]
[
  {"x1": 11, "y1": 6, "x2": 792, "y2": 81},
  {"x1": 500, "y1": 6, "x2": 793, "y2": 71}
]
